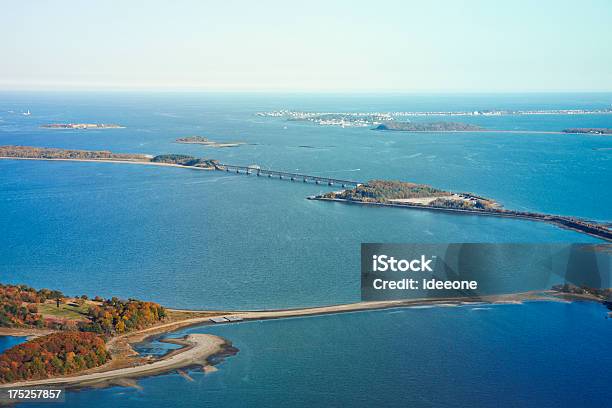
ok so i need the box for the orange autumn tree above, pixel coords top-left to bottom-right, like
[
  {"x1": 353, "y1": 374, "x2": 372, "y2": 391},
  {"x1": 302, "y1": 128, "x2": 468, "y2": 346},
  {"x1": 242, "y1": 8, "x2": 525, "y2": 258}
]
[
  {"x1": 82, "y1": 297, "x2": 166, "y2": 335},
  {"x1": 0, "y1": 332, "x2": 110, "y2": 383}
]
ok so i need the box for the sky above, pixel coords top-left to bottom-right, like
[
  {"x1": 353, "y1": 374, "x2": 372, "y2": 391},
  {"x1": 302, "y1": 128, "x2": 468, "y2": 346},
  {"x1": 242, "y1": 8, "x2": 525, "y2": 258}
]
[{"x1": 1, "y1": 0, "x2": 611, "y2": 92}]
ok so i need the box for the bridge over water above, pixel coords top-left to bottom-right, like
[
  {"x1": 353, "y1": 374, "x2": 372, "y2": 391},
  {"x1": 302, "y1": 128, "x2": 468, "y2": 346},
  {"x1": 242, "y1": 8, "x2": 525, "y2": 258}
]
[{"x1": 215, "y1": 163, "x2": 362, "y2": 188}]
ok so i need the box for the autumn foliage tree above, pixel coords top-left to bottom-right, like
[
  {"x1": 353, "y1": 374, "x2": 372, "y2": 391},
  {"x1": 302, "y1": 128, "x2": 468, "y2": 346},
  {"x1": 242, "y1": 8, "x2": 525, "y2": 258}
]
[
  {"x1": 0, "y1": 332, "x2": 110, "y2": 383},
  {"x1": 0, "y1": 284, "x2": 167, "y2": 384},
  {"x1": 0, "y1": 284, "x2": 55, "y2": 328},
  {"x1": 1, "y1": 284, "x2": 166, "y2": 334},
  {"x1": 81, "y1": 298, "x2": 166, "y2": 335}
]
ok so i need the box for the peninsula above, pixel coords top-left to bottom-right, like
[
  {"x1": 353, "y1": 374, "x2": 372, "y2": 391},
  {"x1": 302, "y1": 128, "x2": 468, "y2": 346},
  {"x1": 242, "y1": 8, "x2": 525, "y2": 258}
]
[
  {"x1": 1, "y1": 282, "x2": 611, "y2": 389},
  {"x1": 311, "y1": 180, "x2": 612, "y2": 241},
  {"x1": 0, "y1": 146, "x2": 218, "y2": 170},
  {"x1": 175, "y1": 136, "x2": 245, "y2": 148},
  {"x1": 41, "y1": 124, "x2": 124, "y2": 129},
  {"x1": 0, "y1": 284, "x2": 234, "y2": 388}
]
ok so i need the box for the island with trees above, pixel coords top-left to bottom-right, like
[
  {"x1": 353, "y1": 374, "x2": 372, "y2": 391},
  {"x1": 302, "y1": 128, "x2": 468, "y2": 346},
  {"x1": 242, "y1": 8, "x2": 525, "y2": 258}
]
[
  {"x1": 0, "y1": 145, "x2": 150, "y2": 162},
  {"x1": 0, "y1": 146, "x2": 218, "y2": 170},
  {"x1": 0, "y1": 283, "x2": 236, "y2": 387},
  {"x1": 175, "y1": 136, "x2": 245, "y2": 148},
  {"x1": 150, "y1": 153, "x2": 219, "y2": 168},
  {"x1": 320, "y1": 180, "x2": 499, "y2": 210},
  {"x1": 311, "y1": 180, "x2": 612, "y2": 241}
]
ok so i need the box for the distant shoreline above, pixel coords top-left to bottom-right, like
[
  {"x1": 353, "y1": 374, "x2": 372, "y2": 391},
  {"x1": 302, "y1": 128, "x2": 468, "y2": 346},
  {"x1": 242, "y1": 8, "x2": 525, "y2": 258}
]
[
  {"x1": 373, "y1": 129, "x2": 601, "y2": 135},
  {"x1": 0, "y1": 156, "x2": 214, "y2": 171}
]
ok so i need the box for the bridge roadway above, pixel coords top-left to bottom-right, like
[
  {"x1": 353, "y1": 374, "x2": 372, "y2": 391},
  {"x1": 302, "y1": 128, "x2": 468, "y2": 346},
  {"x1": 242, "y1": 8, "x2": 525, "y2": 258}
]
[{"x1": 215, "y1": 163, "x2": 362, "y2": 188}]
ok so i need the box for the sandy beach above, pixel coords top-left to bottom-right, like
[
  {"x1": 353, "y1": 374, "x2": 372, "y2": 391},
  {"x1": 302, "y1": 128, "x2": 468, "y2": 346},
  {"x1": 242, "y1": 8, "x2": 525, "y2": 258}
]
[
  {"x1": 169, "y1": 290, "x2": 569, "y2": 322},
  {"x1": 0, "y1": 334, "x2": 226, "y2": 389},
  {"x1": 0, "y1": 327, "x2": 54, "y2": 339}
]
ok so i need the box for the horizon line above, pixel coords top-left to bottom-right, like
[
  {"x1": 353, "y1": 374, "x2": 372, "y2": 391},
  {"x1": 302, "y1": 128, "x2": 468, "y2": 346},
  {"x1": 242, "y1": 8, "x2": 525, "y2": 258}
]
[{"x1": 1, "y1": 87, "x2": 612, "y2": 94}]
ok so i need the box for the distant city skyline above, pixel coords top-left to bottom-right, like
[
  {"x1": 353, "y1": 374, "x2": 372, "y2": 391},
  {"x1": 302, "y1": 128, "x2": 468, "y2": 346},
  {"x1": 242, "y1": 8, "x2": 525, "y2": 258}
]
[{"x1": 1, "y1": 0, "x2": 612, "y2": 92}]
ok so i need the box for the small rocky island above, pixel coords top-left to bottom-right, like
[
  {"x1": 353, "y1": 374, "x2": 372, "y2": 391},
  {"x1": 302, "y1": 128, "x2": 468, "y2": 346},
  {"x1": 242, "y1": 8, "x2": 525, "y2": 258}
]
[
  {"x1": 562, "y1": 128, "x2": 612, "y2": 135},
  {"x1": 41, "y1": 123, "x2": 124, "y2": 129},
  {"x1": 374, "y1": 122, "x2": 484, "y2": 132},
  {"x1": 176, "y1": 136, "x2": 244, "y2": 148}
]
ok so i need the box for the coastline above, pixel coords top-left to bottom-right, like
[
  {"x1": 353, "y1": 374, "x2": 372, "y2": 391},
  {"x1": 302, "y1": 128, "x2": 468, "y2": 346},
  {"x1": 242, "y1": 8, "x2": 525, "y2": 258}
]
[
  {"x1": 372, "y1": 129, "x2": 610, "y2": 135},
  {"x1": 0, "y1": 290, "x2": 605, "y2": 389},
  {"x1": 2, "y1": 156, "x2": 609, "y2": 242},
  {"x1": 0, "y1": 327, "x2": 54, "y2": 339},
  {"x1": 309, "y1": 196, "x2": 612, "y2": 242},
  {"x1": 0, "y1": 334, "x2": 228, "y2": 389},
  {"x1": 0, "y1": 157, "x2": 214, "y2": 171}
]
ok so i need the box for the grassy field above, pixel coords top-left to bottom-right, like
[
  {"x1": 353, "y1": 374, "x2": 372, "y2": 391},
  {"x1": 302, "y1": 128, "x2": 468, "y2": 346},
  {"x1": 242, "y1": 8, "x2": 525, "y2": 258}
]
[{"x1": 37, "y1": 302, "x2": 89, "y2": 321}]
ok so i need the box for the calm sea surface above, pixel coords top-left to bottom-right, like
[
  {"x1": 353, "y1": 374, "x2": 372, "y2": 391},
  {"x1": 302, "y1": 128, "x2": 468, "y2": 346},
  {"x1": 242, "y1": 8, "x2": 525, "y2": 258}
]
[
  {"x1": 1, "y1": 92, "x2": 610, "y2": 309},
  {"x1": 21, "y1": 302, "x2": 612, "y2": 408},
  {"x1": 0, "y1": 336, "x2": 25, "y2": 353},
  {"x1": 1, "y1": 93, "x2": 611, "y2": 406}
]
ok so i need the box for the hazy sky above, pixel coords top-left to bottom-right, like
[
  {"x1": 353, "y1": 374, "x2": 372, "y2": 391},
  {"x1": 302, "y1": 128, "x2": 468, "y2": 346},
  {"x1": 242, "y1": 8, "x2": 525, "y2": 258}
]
[{"x1": 1, "y1": 0, "x2": 611, "y2": 92}]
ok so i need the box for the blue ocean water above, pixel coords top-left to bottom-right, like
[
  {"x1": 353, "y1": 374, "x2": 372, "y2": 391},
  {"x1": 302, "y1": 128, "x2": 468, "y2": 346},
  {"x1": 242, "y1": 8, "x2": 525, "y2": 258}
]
[
  {"x1": 22, "y1": 302, "x2": 612, "y2": 408},
  {"x1": 1, "y1": 92, "x2": 610, "y2": 309},
  {"x1": 1, "y1": 93, "x2": 612, "y2": 407},
  {"x1": 0, "y1": 336, "x2": 25, "y2": 353}
]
